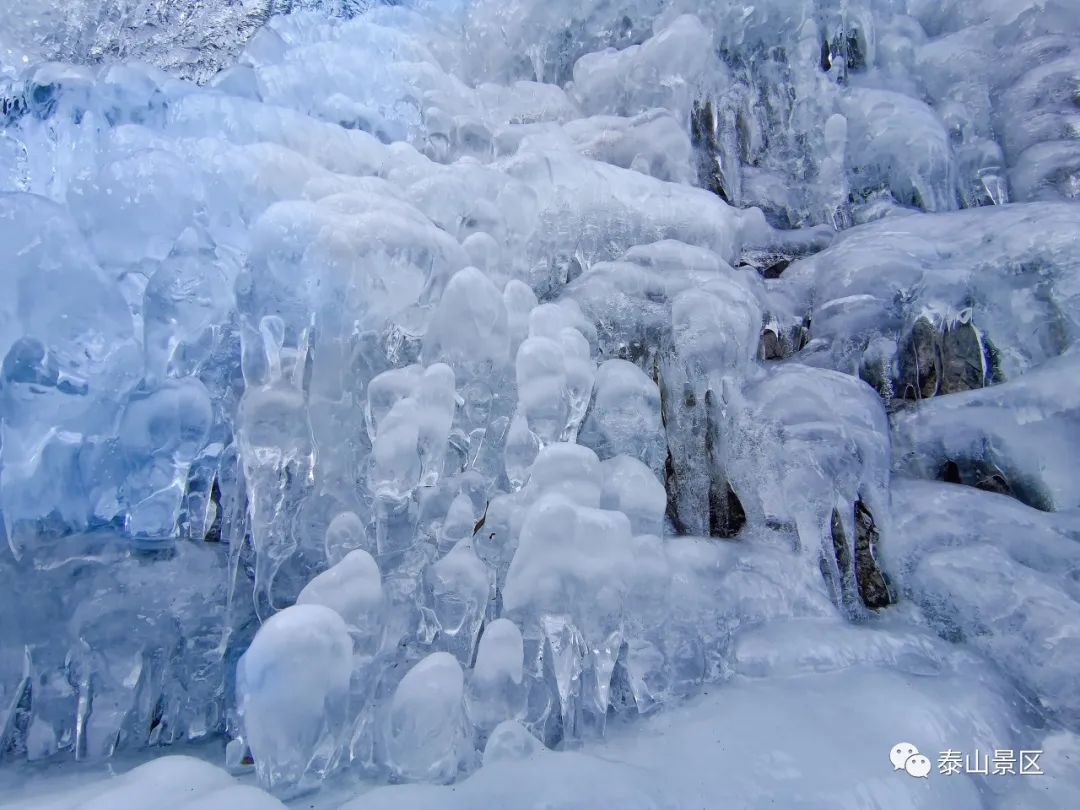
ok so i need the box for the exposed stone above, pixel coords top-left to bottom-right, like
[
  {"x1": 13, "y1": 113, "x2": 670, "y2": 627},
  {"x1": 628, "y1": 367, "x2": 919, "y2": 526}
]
[
  {"x1": 655, "y1": 360, "x2": 744, "y2": 539},
  {"x1": 896, "y1": 316, "x2": 942, "y2": 400},
  {"x1": 737, "y1": 249, "x2": 795, "y2": 278},
  {"x1": 691, "y1": 100, "x2": 733, "y2": 204},
  {"x1": 853, "y1": 499, "x2": 894, "y2": 610},
  {"x1": 825, "y1": 501, "x2": 894, "y2": 612},
  {"x1": 940, "y1": 319, "x2": 986, "y2": 394},
  {"x1": 760, "y1": 327, "x2": 783, "y2": 360},
  {"x1": 705, "y1": 389, "x2": 745, "y2": 538},
  {"x1": 828, "y1": 507, "x2": 855, "y2": 610},
  {"x1": 975, "y1": 470, "x2": 1013, "y2": 497}
]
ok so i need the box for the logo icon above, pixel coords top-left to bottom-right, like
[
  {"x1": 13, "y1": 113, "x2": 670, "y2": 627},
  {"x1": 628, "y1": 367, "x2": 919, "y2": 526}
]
[
  {"x1": 890, "y1": 742, "x2": 930, "y2": 778},
  {"x1": 905, "y1": 753, "x2": 932, "y2": 778}
]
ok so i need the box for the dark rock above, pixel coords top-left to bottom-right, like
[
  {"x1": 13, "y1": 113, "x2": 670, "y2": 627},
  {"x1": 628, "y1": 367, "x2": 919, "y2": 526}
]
[
  {"x1": 821, "y1": 25, "x2": 866, "y2": 82},
  {"x1": 897, "y1": 316, "x2": 942, "y2": 399},
  {"x1": 982, "y1": 334, "x2": 1006, "y2": 386},
  {"x1": 975, "y1": 470, "x2": 1013, "y2": 497},
  {"x1": 691, "y1": 100, "x2": 733, "y2": 204},
  {"x1": 941, "y1": 460, "x2": 962, "y2": 484},
  {"x1": 1, "y1": 89, "x2": 27, "y2": 126},
  {"x1": 796, "y1": 319, "x2": 811, "y2": 350},
  {"x1": 737, "y1": 249, "x2": 797, "y2": 278},
  {"x1": 655, "y1": 359, "x2": 743, "y2": 538},
  {"x1": 859, "y1": 351, "x2": 893, "y2": 401},
  {"x1": 844, "y1": 29, "x2": 866, "y2": 73},
  {"x1": 760, "y1": 327, "x2": 783, "y2": 360},
  {"x1": 758, "y1": 319, "x2": 810, "y2": 362},
  {"x1": 705, "y1": 389, "x2": 745, "y2": 538},
  {"x1": 204, "y1": 476, "x2": 224, "y2": 543},
  {"x1": 935, "y1": 457, "x2": 1053, "y2": 511},
  {"x1": 940, "y1": 319, "x2": 986, "y2": 394},
  {"x1": 0, "y1": 651, "x2": 32, "y2": 760},
  {"x1": 714, "y1": 481, "x2": 746, "y2": 538},
  {"x1": 663, "y1": 446, "x2": 687, "y2": 534},
  {"x1": 853, "y1": 499, "x2": 894, "y2": 610},
  {"x1": 829, "y1": 507, "x2": 854, "y2": 606},
  {"x1": 824, "y1": 502, "x2": 894, "y2": 612},
  {"x1": 762, "y1": 258, "x2": 791, "y2": 279}
]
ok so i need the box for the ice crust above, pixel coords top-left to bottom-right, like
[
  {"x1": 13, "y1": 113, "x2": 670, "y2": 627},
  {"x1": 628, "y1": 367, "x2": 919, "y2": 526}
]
[{"x1": 2, "y1": 0, "x2": 1080, "y2": 807}]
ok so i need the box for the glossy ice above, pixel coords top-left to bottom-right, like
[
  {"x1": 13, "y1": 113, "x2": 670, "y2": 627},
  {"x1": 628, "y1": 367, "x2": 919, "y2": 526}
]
[{"x1": 1, "y1": 0, "x2": 1079, "y2": 807}]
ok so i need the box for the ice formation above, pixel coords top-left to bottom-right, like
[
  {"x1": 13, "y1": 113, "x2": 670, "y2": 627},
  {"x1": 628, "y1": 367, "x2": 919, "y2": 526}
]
[{"x1": 1, "y1": 0, "x2": 1080, "y2": 807}]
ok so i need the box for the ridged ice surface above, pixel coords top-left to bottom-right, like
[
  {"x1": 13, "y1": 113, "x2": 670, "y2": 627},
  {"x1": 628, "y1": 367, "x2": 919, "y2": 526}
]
[{"x1": 1, "y1": 0, "x2": 1079, "y2": 807}]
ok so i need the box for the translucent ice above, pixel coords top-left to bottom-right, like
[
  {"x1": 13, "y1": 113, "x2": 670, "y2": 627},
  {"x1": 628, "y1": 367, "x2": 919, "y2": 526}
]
[
  {"x1": 236, "y1": 604, "x2": 353, "y2": 796},
  {"x1": 424, "y1": 267, "x2": 509, "y2": 372},
  {"x1": 598, "y1": 456, "x2": 666, "y2": 536},
  {"x1": 3, "y1": 0, "x2": 1080, "y2": 805},
  {"x1": 384, "y1": 652, "x2": 469, "y2": 783},
  {"x1": 424, "y1": 538, "x2": 493, "y2": 665},
  {"x1": 578, "y1": 360, "x2": 665, "y2": 476},
  {"x1": 467, "y1": 619, "x2": 526, "y2": 741},
  {"x1": 297, "y1": 549, "x2": 383, "y2": 655}
]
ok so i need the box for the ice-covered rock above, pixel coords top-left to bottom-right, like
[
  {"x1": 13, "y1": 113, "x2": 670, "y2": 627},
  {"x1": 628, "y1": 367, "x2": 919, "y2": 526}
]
[
  {"x1": 892, "y1": 350, "x2": 1080, "y2": 511},
  {"x1": 787, "y1": 203, "x2": 1080, "y2": 393},
  {"x1": 423, "y1": 267, "x2": 510, "y2": 373},
  {"x1": 482, "y1": 720, "x2": 544, "y2": 766},
  {"x1": 503, "y1": 495, "x2": 634, "y2": 627},
  {"x1": 887, "y1": 479, "x2": 1080, "y2": 727},
  {"x1": 729, "y1": 364, "x2": 895, "y2": 612},
  {"x1": 599, "y1": 456, "x2": 666, "y2": 536}
]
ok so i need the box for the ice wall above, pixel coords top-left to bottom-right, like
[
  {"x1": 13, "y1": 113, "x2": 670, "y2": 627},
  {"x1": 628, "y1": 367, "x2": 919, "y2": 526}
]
[{"x1": 1, "y1": 0, "x2": 1079, "y2": 805}]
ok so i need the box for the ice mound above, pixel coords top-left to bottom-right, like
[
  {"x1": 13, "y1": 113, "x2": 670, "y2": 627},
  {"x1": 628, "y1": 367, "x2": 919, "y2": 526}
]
[
  {"x1": 891, "y1": 350, "x2": 1080, "y2": 511},
  {"x1": 888, "y1": 479, "x2": 1080, "y2": 727},
  {"x1": 383, "y1": 651, "x2": 469, "y2": 783},
  {"x1": 2, "y1": 0, "x2": 1080, "y2": 806},
  {"x1": 236, "y1": 605, "x2": 354, "y2": 795}
]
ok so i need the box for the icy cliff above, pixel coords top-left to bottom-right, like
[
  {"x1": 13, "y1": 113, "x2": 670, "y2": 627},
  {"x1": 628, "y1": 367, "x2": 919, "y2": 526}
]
[{"x1": 1, "y1": 0, "x2": 1079, "y2": 807}]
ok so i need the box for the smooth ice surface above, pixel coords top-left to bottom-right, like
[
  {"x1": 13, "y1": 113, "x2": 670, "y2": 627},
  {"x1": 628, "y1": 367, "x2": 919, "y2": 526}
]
[
  {"x1": 3, "y1": 0, "x2": 1080, "y2": 806},
  {"x1": 297, "y1": 550, "x2": 383, "y2": 649},
  {"x1": 383, "y1": 652, "x2": 468, "y2": 783}
]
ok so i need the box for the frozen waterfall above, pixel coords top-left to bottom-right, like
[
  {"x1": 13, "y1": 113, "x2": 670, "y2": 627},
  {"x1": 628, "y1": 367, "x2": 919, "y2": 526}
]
[{"x1": 1, "y1": 0, "x2": 1080, "y2": 808}]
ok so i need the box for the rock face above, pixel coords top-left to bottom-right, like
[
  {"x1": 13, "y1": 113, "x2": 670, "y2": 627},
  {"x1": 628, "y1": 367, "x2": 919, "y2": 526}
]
[
  {"x1": 853, "y1": 499, "x2": 892, "y2": 611},
  {"x1": 826, "y1": 501, "x2": 893, "y2": 615},
  {"x1": 2, "y1": 0, "x2": 1080, "y2": 806},
  {"x1": 691, "y1": 100, "x2": 732, "y2": 204},
  {"x1": 897, "y1": 316, "x2": 943, "y2": 400}
]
